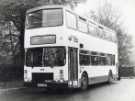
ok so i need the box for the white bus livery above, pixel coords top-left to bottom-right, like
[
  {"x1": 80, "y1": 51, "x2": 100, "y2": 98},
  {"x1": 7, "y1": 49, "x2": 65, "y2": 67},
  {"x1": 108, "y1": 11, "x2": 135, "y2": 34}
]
[{"x1": 24, "y1": 5, "x2": 118, "y2": 90}]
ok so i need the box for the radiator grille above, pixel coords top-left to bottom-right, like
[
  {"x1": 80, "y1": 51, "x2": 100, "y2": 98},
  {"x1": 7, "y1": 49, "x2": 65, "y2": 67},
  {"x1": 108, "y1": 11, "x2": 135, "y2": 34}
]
[{"x1": 32, "y1": 73, "x2": 53, "y2": 83}]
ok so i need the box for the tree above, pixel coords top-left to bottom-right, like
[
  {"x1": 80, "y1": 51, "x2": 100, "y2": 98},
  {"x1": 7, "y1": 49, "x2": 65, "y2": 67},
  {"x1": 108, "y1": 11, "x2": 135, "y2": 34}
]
[
  {"x1": 0, "y1": 0, "x2": 36, "y2": 65},
  {"x1": 0, "y1": 20, "x2": 19, "y2": 64},
  {"x1": 89, "y1": 1, "x2": 133, "y2": 66},
  {"x1": 0, "y1": 0, "x2": 86, "y2": 65}
]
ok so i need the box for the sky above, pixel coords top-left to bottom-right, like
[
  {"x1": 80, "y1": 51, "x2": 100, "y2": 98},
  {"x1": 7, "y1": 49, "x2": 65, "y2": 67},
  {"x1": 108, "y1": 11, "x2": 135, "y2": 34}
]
[{"x1": 74, "y1": 0, "x2": 135, "y2": 44}]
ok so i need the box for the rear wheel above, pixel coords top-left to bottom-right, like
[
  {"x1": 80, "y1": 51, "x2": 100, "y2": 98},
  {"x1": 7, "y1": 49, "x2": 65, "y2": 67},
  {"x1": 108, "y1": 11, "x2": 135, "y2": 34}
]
[
  {"x1": 108, "y1": 71, "x2": 113, "y2": 83},
  {"x1": 81, "y1": 73, "x2": 88, "y2": 90}
]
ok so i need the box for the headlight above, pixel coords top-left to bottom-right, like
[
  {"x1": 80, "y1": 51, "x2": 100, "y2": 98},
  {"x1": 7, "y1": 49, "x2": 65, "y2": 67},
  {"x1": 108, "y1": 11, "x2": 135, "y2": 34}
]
[
  {"x1": 59, "y1": 70, "x2": 64, "y2": 80},
  {"x1": 24, "y1": 70, "x2": 28, "y2": 79}
]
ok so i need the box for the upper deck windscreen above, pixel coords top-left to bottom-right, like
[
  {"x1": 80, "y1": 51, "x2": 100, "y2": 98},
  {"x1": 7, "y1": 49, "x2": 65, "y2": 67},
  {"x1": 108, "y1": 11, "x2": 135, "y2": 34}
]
[{"x1": 26, "y1": 8, "x2": 63, "y2": 29}]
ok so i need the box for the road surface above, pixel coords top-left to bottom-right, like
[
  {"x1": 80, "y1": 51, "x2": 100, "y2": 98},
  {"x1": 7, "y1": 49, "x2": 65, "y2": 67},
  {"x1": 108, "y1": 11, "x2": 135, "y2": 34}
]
[{"x1": 0, "y1": 78, "x2": 135, "y2": 101}]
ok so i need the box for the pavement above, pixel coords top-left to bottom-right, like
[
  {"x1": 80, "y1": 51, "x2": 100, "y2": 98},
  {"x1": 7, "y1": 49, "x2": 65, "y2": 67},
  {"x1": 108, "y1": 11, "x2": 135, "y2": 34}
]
[
  {"x1": 121, "y1": 76, "x2": 135, "y2": 79},
  {"x1": 0, "y1": 76, "x2": 134, "y2": 92},
  {"x1": 0, "y1": 80, "x2": 24, "y2": 91},
  {"x1": 0, "y1": 76, "x2": 134, "y2": 90},
  {"x1": 0, "y1": 78, "x2": 135, "y2": 101}
]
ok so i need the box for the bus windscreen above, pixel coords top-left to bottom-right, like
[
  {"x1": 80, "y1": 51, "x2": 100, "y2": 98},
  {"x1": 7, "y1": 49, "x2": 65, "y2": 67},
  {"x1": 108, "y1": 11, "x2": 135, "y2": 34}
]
[
  {"x1": 26, "y1": 8, "x2": 63, "y2": 29},
  {"x1": 26, "y1": 47, "x2": 66, "y2": 67}
]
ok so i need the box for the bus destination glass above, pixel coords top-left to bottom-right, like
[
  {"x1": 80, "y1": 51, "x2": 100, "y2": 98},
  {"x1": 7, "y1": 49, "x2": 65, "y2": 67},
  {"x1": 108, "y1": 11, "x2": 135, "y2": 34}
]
[{"x1": 30, "y1": 35, "x2": 56, "y2": 45}]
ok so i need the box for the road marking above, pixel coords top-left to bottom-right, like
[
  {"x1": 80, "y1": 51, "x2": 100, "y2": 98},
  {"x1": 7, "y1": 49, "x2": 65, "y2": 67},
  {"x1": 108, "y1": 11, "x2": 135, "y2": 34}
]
[{"x1": 0, "y1": 87, "x2": 26, "y2": 92}]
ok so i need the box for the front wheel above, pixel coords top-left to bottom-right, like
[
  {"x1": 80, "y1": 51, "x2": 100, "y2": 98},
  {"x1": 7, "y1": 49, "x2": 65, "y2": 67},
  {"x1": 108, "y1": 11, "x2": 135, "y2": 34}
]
[{"x1": 81, "y1": 74, "x2": 88, "y2": 90}]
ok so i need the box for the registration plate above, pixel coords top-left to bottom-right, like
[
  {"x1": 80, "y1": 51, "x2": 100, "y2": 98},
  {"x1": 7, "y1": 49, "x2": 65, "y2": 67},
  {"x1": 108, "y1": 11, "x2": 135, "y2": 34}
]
[{"x1": 37, "y1": 83, "x2": 47, "y2": 87}]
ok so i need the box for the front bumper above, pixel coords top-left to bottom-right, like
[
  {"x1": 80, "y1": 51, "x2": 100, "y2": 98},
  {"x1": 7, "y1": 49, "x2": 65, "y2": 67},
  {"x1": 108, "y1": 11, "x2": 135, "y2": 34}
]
[{"x1": 24, "y1": 81, "x2": 68, "y2": 88}]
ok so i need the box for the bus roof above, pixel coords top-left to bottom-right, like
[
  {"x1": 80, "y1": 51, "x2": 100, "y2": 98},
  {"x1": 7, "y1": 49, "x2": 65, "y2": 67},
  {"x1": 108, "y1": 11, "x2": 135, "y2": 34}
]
[
  {"x1": 26, "y1": 4, "x2": 116, "y2": 33},
  {"x1": 26, "y1": 4, "x2": 117, "y2": 42},
  {"x1": 27, "y1": 5, "x2": 64, "y2": 13}
]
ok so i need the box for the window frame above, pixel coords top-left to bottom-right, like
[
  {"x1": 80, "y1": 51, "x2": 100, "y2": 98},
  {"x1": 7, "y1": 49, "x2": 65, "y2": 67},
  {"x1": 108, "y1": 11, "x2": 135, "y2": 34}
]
[
  {"x1": 77, "y1": 16, "x2": 88, "y2": 33},
  {"x1": 26, "y1": 8, "x2": 63, "y2": 29},
  {"x1": 25, "y1": 46, "x2": 66, "y2": 67},
  {"x1": 65, "y1": 10, "x2": 77, "y2": 30},
  {"x1": 79, "y1": 50, "x2": 116, "y2": 66},
  {"x1": 79, "y1": 50, "x2": 91, "y2": 66}
]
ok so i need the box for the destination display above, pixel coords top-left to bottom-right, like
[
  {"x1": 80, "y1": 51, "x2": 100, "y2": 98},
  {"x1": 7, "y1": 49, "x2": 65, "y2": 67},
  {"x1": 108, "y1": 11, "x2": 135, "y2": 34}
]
[{"x1": 30, "y1": 35, "x2": 56, "y2": 45}]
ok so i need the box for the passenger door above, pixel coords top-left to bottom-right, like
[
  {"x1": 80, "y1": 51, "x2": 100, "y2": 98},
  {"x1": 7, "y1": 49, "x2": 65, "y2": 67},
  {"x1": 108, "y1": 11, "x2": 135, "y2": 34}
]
[{"x1": 68, "y1": 47, "x2": 78, "y2": 81}]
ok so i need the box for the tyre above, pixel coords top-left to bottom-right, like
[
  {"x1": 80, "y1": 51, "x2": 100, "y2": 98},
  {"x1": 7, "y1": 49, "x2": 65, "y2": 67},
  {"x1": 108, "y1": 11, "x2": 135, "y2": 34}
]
[
  {"x1": 108, "y1": 71, "x2": 113, "y2": 83},
  {"x1": 117, "y1": 76, "x2": 121, "y2": 81},
  {"x1": 80, "y1": 73, "x2": 88, "y2": 90}
]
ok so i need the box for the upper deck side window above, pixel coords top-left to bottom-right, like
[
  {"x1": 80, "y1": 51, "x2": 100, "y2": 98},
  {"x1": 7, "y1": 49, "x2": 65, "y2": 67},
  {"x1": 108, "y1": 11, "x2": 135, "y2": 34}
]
[
  {"x1": 66, "y1": 11, "x2": 77, "y2": 29},
  {"x1": 77, "y1": 16, "x2": 88, "y2": 33},
  {"x1": 26, "y1": 8, "x2": 63, "y2": 29},
  {"x1": 65, "y1": 9, "x2": 117, "y2": 43},
  {"x1": 88, "y1": 21, "x2": 96, "y2": 35}
]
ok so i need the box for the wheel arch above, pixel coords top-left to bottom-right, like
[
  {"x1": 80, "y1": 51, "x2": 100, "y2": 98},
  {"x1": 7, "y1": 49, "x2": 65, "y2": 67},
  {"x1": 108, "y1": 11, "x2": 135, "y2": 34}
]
[
  {"x1": 81, "y1": 71, "x2": 88, "y2": 78},
  {"x1": 108, "y1": 69, "x2": 113, "y2": 76},
  {"x1": 80, "y1": 71, "x2": 89, "y2": 90}
]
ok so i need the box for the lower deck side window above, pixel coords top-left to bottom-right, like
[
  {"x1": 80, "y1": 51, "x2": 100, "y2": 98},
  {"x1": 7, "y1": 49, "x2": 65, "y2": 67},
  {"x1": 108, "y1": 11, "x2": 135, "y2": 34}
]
[
  {"x1": 91, "y1": 55, "x2": 99, "y2": 65},
  {"x1": 79, "y1": 50, "x2": 116, "y2": 66},
  {"x1": 80, "y1": 54, "x2": 90, "y2": 65}
]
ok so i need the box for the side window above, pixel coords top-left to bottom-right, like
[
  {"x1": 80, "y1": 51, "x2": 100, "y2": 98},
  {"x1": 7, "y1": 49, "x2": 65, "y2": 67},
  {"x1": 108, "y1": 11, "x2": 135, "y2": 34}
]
[
  {"x1": 106, "y1": 54, "x2": 112, "y2": 65},
  {"x1": 88, "y1": 22, "x2": 96, "y2": 35},
  {"x1": 78, "y1": 17, "x2": 88, "y2": 33},
  {"x1": 91, "y1": 55, "x2": 99, "y2": 65},
  {"x1": 66, "y1": 11, "x2": 77, "y2": 29},
  {"x1": 79, "y1": 50, "x2": 115, "y2": 66},
  {"x1": 112, "y1": 55, "x2": 115, "y2": 65},
  {"x1": 80, "y1": 54, "x2": 90, "y2": 66},
  {"x1": 99, "y1": 56, "x2": 107, "y2": 65},
  {"x1": 110, "y1": 55, "x2": 115, "y2": 65}
]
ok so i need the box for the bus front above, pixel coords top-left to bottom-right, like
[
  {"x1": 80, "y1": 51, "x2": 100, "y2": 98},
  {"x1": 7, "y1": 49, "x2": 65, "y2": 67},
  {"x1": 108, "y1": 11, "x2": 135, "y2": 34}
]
[{"x1": 24, "y1": 5, "x2": 72, "y2": 88}]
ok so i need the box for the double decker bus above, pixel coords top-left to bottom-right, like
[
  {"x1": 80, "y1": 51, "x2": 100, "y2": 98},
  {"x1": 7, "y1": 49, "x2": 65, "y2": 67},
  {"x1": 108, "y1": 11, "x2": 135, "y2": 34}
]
[{"x1": 24, "y1": 5, "x2": 118, "y2": 90}]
